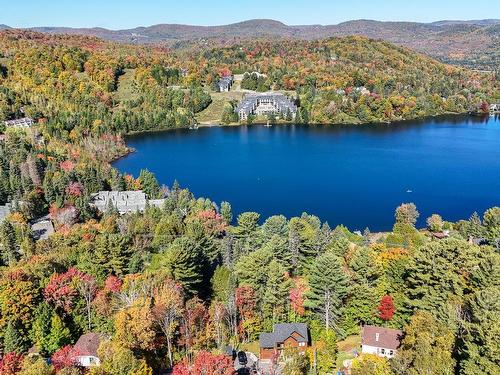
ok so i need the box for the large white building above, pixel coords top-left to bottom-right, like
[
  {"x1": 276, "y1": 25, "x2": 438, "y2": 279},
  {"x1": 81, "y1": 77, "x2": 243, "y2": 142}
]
[
  {"x1": 361, "y1": 325, "x2": 403, "y2": 358},
  {"x1": 236, "y1": 92, "x2": 297, "y2": 121},
  {"x1": 91, "y1": 190, "x2": 165, "y2": 214},
  {"x1": 3, "y1": 117, "x2": 35, "y2": 129}
]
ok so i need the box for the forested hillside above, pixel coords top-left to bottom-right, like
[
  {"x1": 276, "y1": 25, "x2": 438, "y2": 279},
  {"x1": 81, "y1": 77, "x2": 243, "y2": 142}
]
[
  {"x1": 19, "y1": 19, "x2": 500, "y2": 69},
  {"x1": 194, "y1": 37, "x2": 497, "y2": 124},
  {"x1": 0, "y1": 30, "x2": 498, "y2": 374}
]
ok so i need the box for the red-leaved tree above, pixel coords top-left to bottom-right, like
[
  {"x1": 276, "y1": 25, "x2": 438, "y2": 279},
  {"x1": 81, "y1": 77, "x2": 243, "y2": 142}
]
[
  {"x1": 172, "y1": 351, "x2": 233, "y2": 375},
  {"x1": 0, "y1": 353, "x2": 24, "y2": 375},
  {"x1": 44, "y1": 268, "x2": 93, "y2": 314},
  {"x1": 289, "y1": 277, "x2": 307, "y2": 317},
  {"x1": 235, "y1": 286, "x2": 256, "y2": 320},
  {"x1": 51, "y1": 345, "x2": 76, "y2": 371},
  {"x1": 378, "y1": 295, "x2": 395, "y2": 321}
]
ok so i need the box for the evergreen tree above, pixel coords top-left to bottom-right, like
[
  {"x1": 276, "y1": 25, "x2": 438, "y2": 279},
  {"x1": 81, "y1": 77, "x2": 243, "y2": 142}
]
[
  {"x1": 483, "y1": 207, "x2": 500, "y2": 248},
  {"x1": 404, "y1": 238, "x2": 480, "y2": 328},
  {"x1": 305, "y1": 252, "x2": 348, "y2": 333},
  {"x1": 468, "y1": 211, "x2": 484, "y2": 238},
  {"x1": 459, "y1": 287, "x2": 500, "y2": 375},
  {"x1": 262, "y1": 260, "x2": 291, "y2": 324},
  {"x1": 233, "y1": 212, "x2": 260, "y2": 254},
  {"x1": 29, "y1": 302, "x2": 53, "y2": 355},
  {"x1": 150, "y1": 237, "x2": 203, "y2": 295},
  {"x1": 3, "y1": 321, "x2": 26, "y2": 354},
  {"x1": 288, "y1": 217, "x2": 318, "y2": 274},
  {"x1": 138, "y1": 169, "x2": 161, "y2": 199},
  {"x1": 220, "y1": 201, "x2": 232, "y2": 224},
  {"x1": 0, "y1": 220, "x2": 18, "y2": 265},
  {"x1": 235, "y1": 247, "x2": 273, "y2": 301},
  {"x1": 46, "y1": 313, "x2": 71, "y2": 354},
  {"x1": 342, "y1": 284, "x2": 379, "y2": 335}
]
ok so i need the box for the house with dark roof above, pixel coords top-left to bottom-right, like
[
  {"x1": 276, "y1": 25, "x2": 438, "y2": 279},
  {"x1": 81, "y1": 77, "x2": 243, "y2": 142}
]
[
  {"x1": 259, "y1": 323, "x2": 309, "y2": 360},
  {"x1": 71, "y1": 332, "x2": 108, "y2": 367},
  {"x1": 361, "y1": 325, "x2": 403, "y2": 358}
]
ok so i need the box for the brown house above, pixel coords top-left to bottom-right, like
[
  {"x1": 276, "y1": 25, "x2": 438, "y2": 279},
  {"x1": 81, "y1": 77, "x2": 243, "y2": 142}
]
[{"x1": 259, "y1": 323, "x2": 309, "y2": 360}]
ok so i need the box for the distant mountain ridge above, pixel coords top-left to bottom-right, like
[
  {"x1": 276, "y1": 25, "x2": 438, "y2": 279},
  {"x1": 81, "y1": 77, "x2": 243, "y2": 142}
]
[{"x1": 3, "y1": 19, "x2": 499, "y2": 68}]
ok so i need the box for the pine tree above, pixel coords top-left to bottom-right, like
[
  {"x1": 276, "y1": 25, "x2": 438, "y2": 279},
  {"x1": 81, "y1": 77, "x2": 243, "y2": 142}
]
[
  {"x1": 305, "y1": 252, "x2": 348, "y2": 333},
  {"x1": 468, "y1": 211, "x2": 484, "y2": 239},
  {"x1": 138, "y1": 169, "x2": 161, "y2": 199},
  {"x1": 262, "y1": 260, "x2": 291, "y2": 324},
  {"x1": 0, "y1": 220, "x2": 18, "y2": 265},
  {"x1": 151, "y1": 237, "x2": 203, "y2": 295},
  {"x1": 220, "y1": 201, "x2": 232, "y2": 224},
  {"x1": 46, "y1": 313, "x2": 71, "y2": 354},
  {"x1": 459, "y1": 287, "x2": 500, "y2": 375},
  {"x1": 3, "y1": 321, "x2": 26, "y2": 354},
  {"x1": 29, "y1": 302, "x2": 53, "y2": 355}
]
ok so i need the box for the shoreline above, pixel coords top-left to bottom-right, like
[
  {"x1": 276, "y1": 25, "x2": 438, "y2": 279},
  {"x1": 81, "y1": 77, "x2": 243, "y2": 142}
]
[{"x1": 122, "y1": 111, "x2": 488, "y2": 138}]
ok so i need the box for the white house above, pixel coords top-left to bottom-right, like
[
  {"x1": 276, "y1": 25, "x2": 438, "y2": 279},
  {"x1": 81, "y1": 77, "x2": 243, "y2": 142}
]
[
  {"x1": 90, "y1": 190, "x2": 165, "y2": 214},
  {"x1": 71, "y1": 333, "x2": 107, "y2": 367},
  {"x1": 361, "y1": 325, "x2": 403, "y2": 358},
  {"x1": 3, "y1": 117, "x2": 34, "y2": 128}
]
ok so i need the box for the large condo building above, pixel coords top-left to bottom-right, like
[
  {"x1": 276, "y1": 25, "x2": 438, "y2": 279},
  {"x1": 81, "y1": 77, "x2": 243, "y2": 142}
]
[{"x1": 236, "y1": 92, "x2": 297, "y2": 121}]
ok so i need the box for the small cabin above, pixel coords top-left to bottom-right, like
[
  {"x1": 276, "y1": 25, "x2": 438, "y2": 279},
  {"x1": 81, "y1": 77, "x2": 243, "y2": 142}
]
[
  {"x1": 361, "y1": 325, "x2": 403, "y2": 358},
  {"x1": 71, "y1": 332, "x2": 107, "y2": 367}
]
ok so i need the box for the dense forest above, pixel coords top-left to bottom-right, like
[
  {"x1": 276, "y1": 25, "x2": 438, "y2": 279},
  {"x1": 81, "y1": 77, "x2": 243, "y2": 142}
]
[{"x1": 0, "y1": 30, "x2": 498, "y2": 375}]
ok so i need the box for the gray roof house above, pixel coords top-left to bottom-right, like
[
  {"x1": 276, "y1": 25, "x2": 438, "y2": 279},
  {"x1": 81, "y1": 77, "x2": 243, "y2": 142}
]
[
  {"x1": 259, "y1": 323, "x2": 309, "y2": 359},
  {"x1": 217, "y1": 76, "x2": 233, "y2": 92},
  {"x1": 30, "y1": 215, "x2": 55, "y2": 240},
  {"x1": 90, "y1": 191, "x2": 165, "y2": 214},
  {"x1": 3, "y1": 117, "x2": 35, "y2": 128}
]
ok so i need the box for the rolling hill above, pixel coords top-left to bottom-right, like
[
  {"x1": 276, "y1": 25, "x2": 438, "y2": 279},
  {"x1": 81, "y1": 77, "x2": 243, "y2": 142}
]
[{"x1": 11, "y1": 19, "x2": 499, "y2": 69}]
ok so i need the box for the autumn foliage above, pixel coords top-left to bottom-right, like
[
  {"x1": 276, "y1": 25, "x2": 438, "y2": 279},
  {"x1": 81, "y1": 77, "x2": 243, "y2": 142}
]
[
  {"x1": 378, "y1": 295, "x2": 395, "y2": 321},
  {"x1": 172, "y1": 351, "x2": 234, "y2": 375}
]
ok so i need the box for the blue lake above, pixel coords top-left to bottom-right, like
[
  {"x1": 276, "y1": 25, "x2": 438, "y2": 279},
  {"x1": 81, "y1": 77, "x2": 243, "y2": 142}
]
[{"x1": 114, "y1": 115, "x2": 500, "y2": 231}]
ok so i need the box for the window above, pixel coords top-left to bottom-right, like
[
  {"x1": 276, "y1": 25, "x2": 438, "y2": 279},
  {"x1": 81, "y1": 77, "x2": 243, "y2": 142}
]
[
  {"x1": 380, "y1": 348, "x2": 385, "y2": 354},
  {"x1": 299, "y1": 342, "x2": 305, "y2": 347},
  {"x1": 389, "y1": 350, "x2": 394, "y2": 356}
]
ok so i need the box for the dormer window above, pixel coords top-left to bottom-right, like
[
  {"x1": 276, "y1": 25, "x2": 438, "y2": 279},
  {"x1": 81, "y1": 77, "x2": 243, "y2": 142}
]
[{"x1": 376, "y1": 333, "x2": 379, "y2": 342}]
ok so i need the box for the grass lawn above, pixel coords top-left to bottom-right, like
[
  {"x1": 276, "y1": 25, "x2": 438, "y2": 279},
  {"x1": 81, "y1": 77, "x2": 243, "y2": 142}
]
[
  {"x1": 196, "y1": 91, "x2": 244, "y2": 125},
  {"x1": 239, "y1": 340, "x2": 260, "y2": 356},
  {"x1": 336, "y1": 335, "x2": 361, "y2": 368},
  {"x1": 115, "y1": 68, "x2": 139, "y2": 103}
]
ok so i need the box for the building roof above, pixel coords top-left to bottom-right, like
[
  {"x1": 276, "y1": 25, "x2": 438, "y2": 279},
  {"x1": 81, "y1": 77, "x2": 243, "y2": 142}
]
[
  {"x1": 0, "y1": 204, "x2": 11, "y2": 222},
  {"x1": 361, "y1": 325, "x2": 403, "y2": 350},
  {"x1": 72, "y1": 333, "x2": 107, "y2": 358},
  {"x1": 90, "y1": 190, "x2": 164, "y2": 214},
  {"x1": 259, "y1": 323, "x2": 309, "y2": 348},
  {"x1": 3, "y1": 117, "x2": 34, "y2": 127},
  {"x1": 31, "y1": 215, "x2": 55, "y2": 240}
]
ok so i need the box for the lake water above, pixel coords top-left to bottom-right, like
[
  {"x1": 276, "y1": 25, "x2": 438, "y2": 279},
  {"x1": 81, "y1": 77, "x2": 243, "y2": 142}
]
[{"x1": 114, "y1": 115, "x2": 500, "y2": 231}]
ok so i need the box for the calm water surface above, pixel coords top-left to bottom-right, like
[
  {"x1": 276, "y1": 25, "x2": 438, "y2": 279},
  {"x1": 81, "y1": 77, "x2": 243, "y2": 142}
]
[{"x1": 114, "y1": 115, "x2": 500, "y2": 231}]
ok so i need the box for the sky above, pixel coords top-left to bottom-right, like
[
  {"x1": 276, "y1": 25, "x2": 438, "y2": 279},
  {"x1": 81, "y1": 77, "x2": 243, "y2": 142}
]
[{"x1": 1, "y1": 0, "x2": 499, "y2": 29}]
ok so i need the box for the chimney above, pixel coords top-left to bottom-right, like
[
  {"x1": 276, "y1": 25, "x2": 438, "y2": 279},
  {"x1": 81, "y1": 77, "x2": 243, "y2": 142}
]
[{"x1": 376, "y1": 333, "x2": 379, "y2": 342}]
